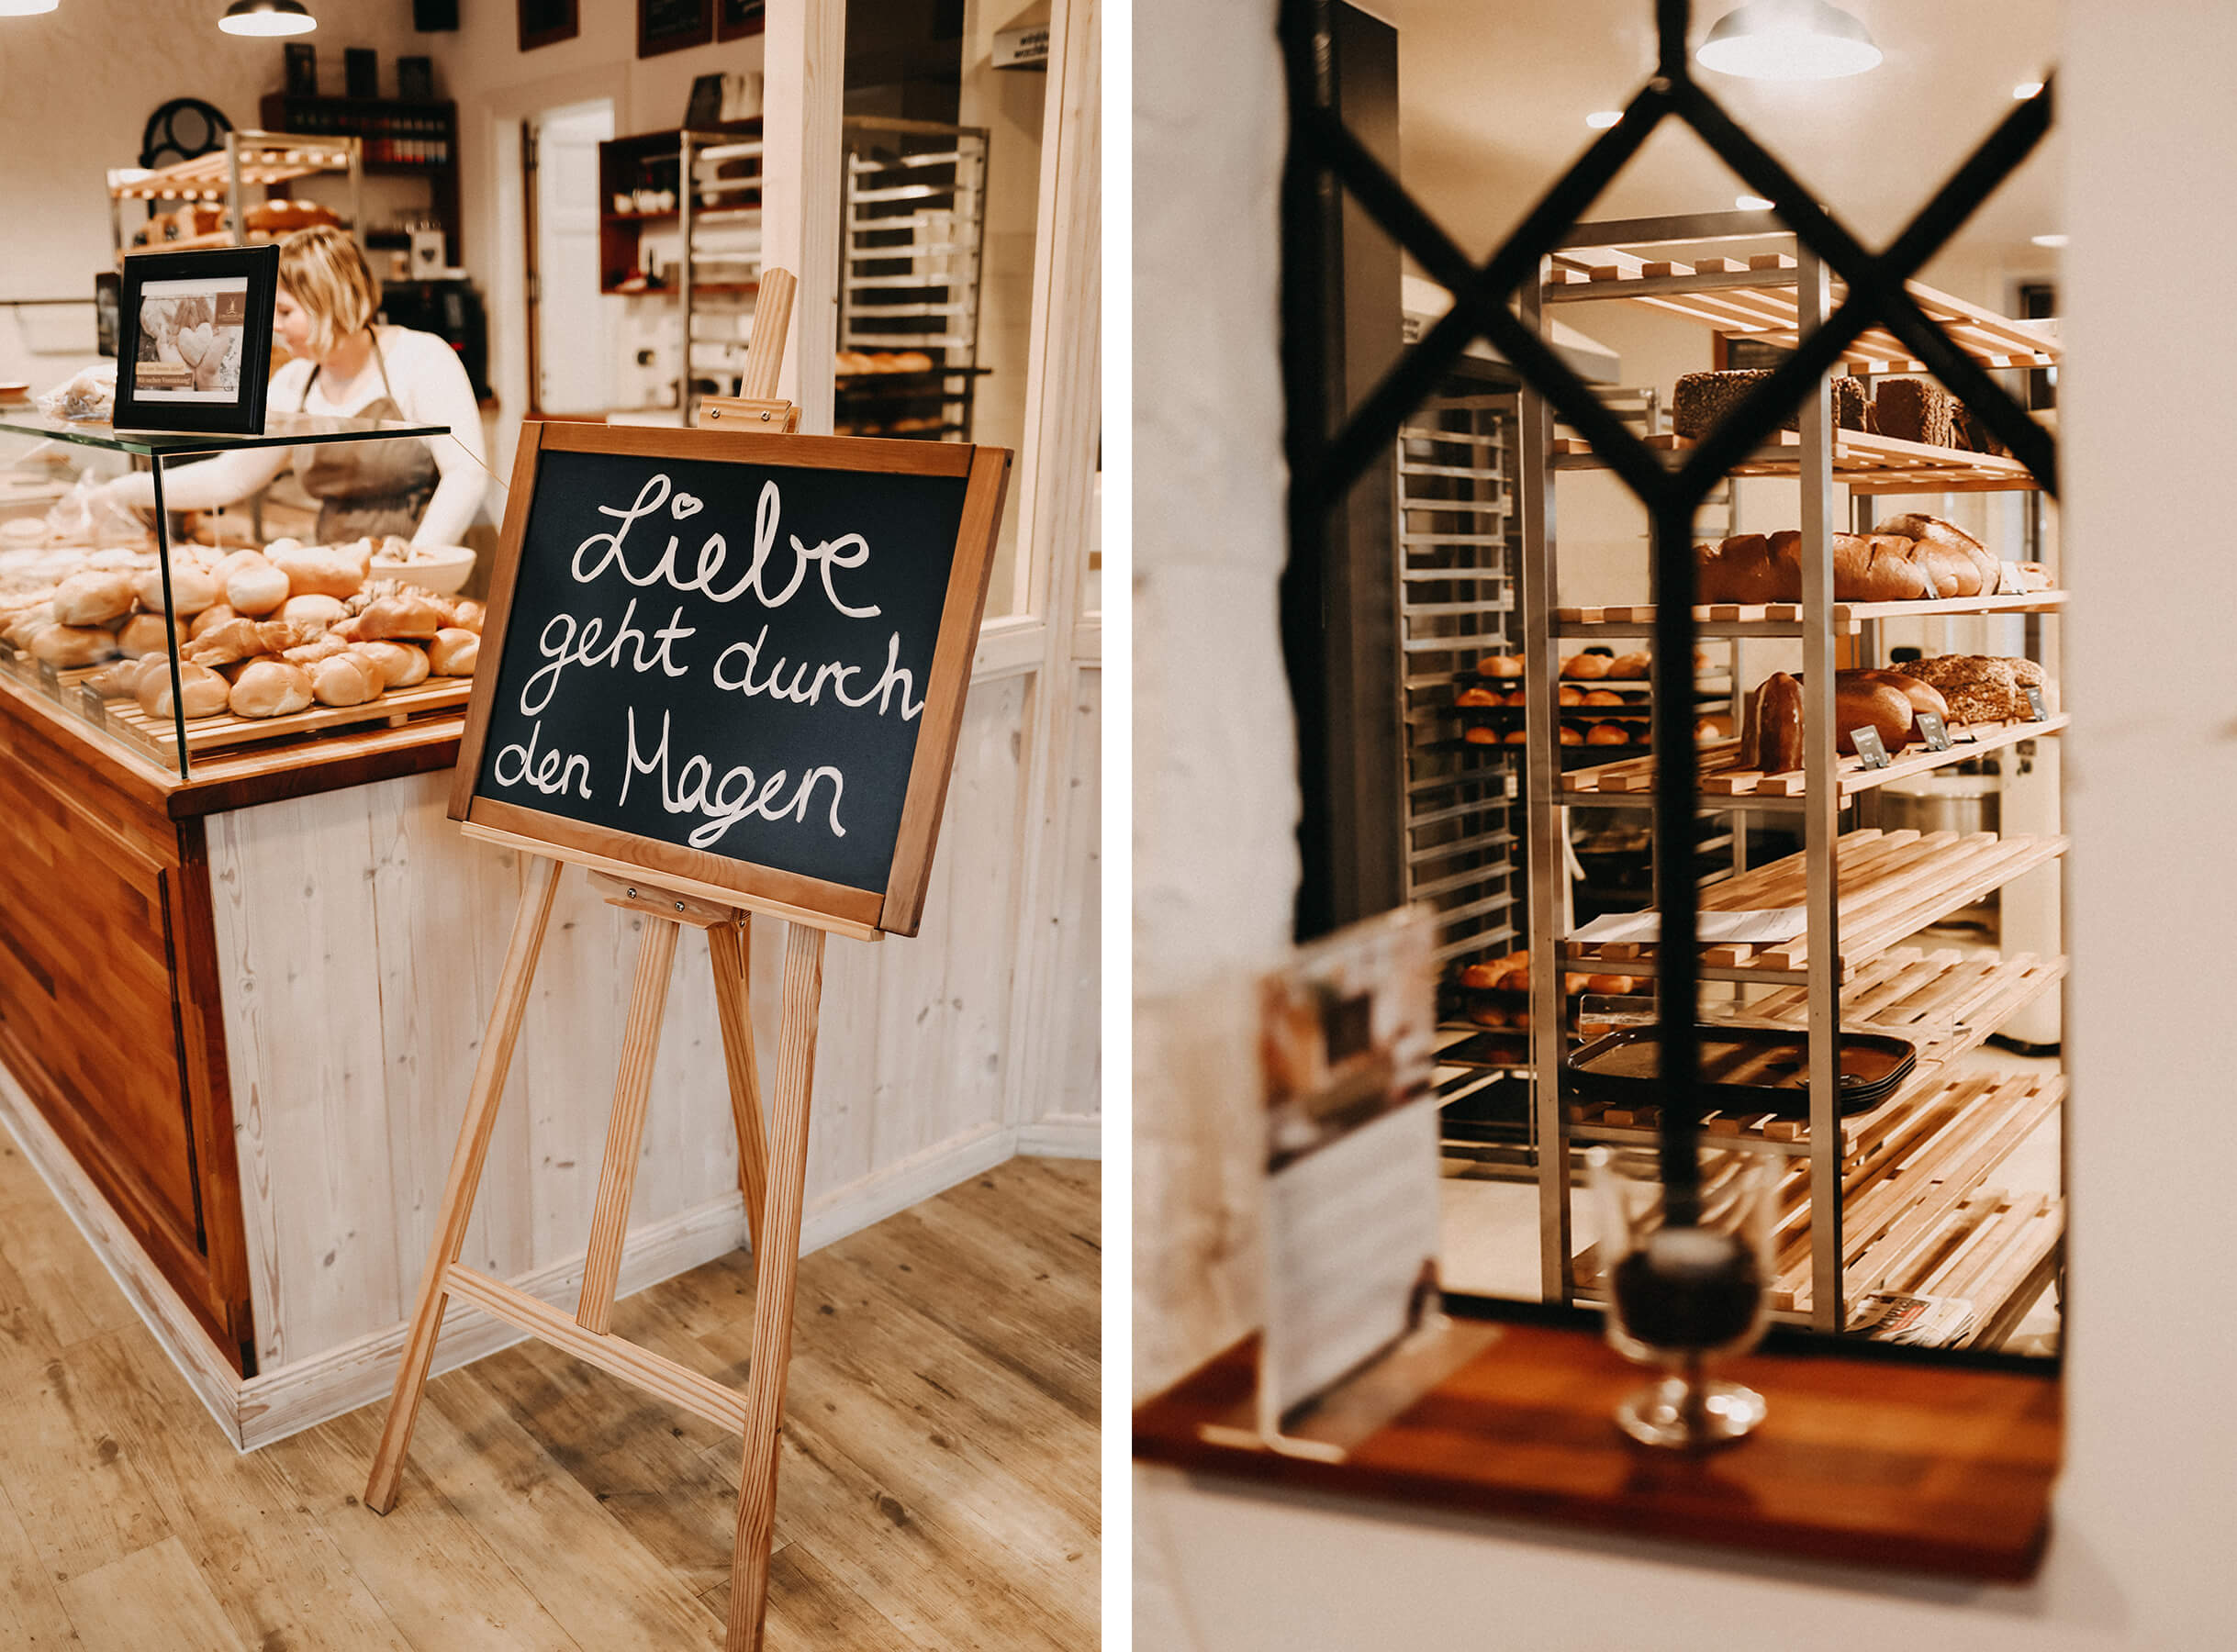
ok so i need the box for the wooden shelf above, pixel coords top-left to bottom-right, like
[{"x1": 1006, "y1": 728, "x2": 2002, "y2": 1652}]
[
  {"x1": 1563, "y1": 716, "x2": 2068, "y2": 807},
  {"x1": 1542, "y1": 249, "x2": 2059, "y2": 373},
  {"x1": 1555, "y1": 590, "x2": 2068, "y2": 636},
  {"x1": 109, "y1": 137, "x2": 355, "y2": 201},
  {"x1": 88, "y1": 676, "x2": 472, "y2": 763},
  {"x1": 1551, "y1": 429, "x2": 2042, "y2": 493},
  {"x1": 1560, "y1": 828, "x2": 2070, "y2": 981}
]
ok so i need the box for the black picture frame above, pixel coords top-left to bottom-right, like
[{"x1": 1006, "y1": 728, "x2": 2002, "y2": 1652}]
[
  {"x1": 397, "y1": 55, "x2": 435, "y2": 102},
  {"x1": 345, "y1": 47, "x2": 378, "y2": 99},
  {"x1": 519, "y1": 0, "x2": 579, "y2": 50},
  {"x1": 716, "y1": 0, "x2": 766, "y2": 40},
  {"x1": 114, "y1": 246, "x2": 280, "y2": 436},
  {"x1": 284, "y1": 41, "x2": 318, "y2": 97},
  {"x1": 639, "y1": 0, "x2": 713, "y2": 58},
  {"x1": 684, "y1": 72, "x2": 726, "y2": 128}
]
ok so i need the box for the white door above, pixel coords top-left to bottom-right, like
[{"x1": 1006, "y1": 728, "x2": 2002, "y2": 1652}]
[{"x1": 532, "y1": 100, "x2": 617, "y2": 415}]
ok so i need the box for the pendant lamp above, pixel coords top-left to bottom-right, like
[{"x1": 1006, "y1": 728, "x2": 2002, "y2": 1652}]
[
  {"x1": 1696, "y1": 0, "x2": 1881, "y2": 81},
  {"x1": 219, "y1": 0, "x2": 318, "y2": 36},
  {"x1": 0, "y1": 0, "x2": 61, "y2": 16}
]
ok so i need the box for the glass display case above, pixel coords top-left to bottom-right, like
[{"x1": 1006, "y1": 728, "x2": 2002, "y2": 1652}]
[{"x1": 0, "y1": 410, "x2": 478, "y2": 782}]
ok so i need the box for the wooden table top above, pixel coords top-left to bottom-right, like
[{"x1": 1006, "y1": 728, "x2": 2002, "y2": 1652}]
[{"x1": 1134, "y1": 1323, "x2": 2058, "y2": 1582}]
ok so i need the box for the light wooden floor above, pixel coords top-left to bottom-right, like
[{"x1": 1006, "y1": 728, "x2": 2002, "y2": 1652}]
[{"x1": 0, "y1": 1142, "x2": 1100, "y2": 1650}]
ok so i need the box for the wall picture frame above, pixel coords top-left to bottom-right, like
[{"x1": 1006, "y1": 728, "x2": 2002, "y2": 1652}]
[
  {"x1": 397, "y1": 55, "x2": 436, "y2": 102},
  {"x1": 717, "y1": 0, "x2": 766, "y2": 41},
  {"x1": 638, "y1": 0, "x2": 713, "y2": 58},
  {"x1": 518, "y1": 0, "x2": 579, "y2": 51},
  {"x1": 284, "y1": 41, "x2": 318, "y2": 98},
  {"x1": 114, "y1": 245, "x2": 280, "y2": 436}
]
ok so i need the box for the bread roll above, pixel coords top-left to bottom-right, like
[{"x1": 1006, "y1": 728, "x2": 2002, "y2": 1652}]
[
  {"x1": 1560, "y1": 653, "x2": 1611, "y2": 680},
  {"x1": 190, "y1": 603, "x2": 239, "y2": 640},
  {"x1": 1470, "y1": 1005, "x2": 1510, "y2": 1030},
  {"x1": 1695, "y1": 719, "x2": 1720, "y2": 744},
  {"x1": 84, "y1": 658, "x2": 146, "y2": 698},
  {"x1": 280, "y1": 593, "x2": 347, "y2": 625},
  {"x1": 133, "y1": 564, "x2": 220, "y2": 616},
  {"x1": 440, "y1": 597, "x2": 486, "y2": 633},
  {"x1": 1458, "y1": 964, "x2": 1500, "y2": 989},
  {"x1": 228, "y1": 661, "x2": 313, "y2": 719},
  {"x1": 1476, "y1": 653, "x2": 1524, "y2": 680},
  {"x1": 1874, "y1": 514, "x2": 1998, "y2": 598},
  {"x1": 354, "y1": 640, "x2": 430, "y2": 688},
  {"x1": 1583, "y1": 974, "x2": 1636, "y2": 996},
  {"x1": 1846, "y1": 666, "x2": 1951, "y2": 733},
  {"x1": 28, "y1": 623, "x2": 117, "y2": 666},
  {"x1": 310, "y1": 653, "x2": 384, "y2": 708},
  {"x1": 357, "y1": 592, "x2": 444, "y2": 641},
  {"x1": 117, "y1": 613, "x2": 174, "y2": 658},
  {"x1": 1582, "y1": 688, "x2": 1624, "y2": 706},
  {"x1": 1747, "y1": 672, "x2": 1806, "y2": 771},
  {"x1": 1559, "y1": 725, "x2": 1583, "y2": 745},
  {"x1": 225, "y1": 558, "x2": 290, "y2": 617},
  {"x1": 1606, "y1": 652, "x2": 1650, "y2": 679},
  {"x1": 1503, "y1": 689, "x2": 1527, "y2": 707},
  {"x1": 50, "y1": 571, "x2": 136, "y2": 627},
  {"x1": 1557, "y1": 684, "x2": 1584, "y2": 707},
  {"x1": 1585, "y1": 721, "x2": 1628, "y2": 745},
  {"x1": 427, "y1": 629, "x2": 478, "y2": 676},
  {"x1": 137, "y1": 659, "x2": 231, "y2": 720},
  {"x1": 212, "y1": 549, "x2": 270, "y2": 585},
  {"x1": 1464, "y1": 725, "x2": 1499, "y2": 745},
  {"x1": 270, "y1": 543, "x2": 368, "y2": 600},
  {"x1": 1455, "y1": 686, "x2": 1499, "y2": 708},
  {"x1": 1830, "y1": 675, "x2": 1919, "y2": 756},
  {"x1": 1501, "y1": 726, "x2": 1528, "y2": 744}
]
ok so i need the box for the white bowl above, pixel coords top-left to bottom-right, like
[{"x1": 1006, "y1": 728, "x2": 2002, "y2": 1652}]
[{"x1": 369, "y1": 543, "x2": 476, "y2": 595}]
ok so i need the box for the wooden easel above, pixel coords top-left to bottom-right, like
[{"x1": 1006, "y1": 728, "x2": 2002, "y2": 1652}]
[{"x1": 364, "y1": 274, "x2": 845, "y2": 1652}]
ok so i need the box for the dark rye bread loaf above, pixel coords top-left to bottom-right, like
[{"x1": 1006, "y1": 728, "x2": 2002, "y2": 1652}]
[
  {"x1": 1674, "y1": 370, "x2": 1872, "y2": 440},
  {"x1": 1873, "y1": 377, "x2": 1958, "y2": 448}
]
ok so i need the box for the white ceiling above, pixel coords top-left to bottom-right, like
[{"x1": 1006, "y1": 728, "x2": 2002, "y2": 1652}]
[{"x1": 1387, "y1": 0, "x2": 2065, "y2": 262}]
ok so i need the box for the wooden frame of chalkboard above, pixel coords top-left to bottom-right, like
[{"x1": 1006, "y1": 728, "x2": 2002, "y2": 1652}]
[{"x1": 450, "y1": 419, "x2": 1011, "y2": 939}]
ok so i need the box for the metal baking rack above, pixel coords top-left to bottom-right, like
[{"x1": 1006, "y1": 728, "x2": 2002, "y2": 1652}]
[{"x1": 107, "y1": 131, "x2": 365, "y2": 261}]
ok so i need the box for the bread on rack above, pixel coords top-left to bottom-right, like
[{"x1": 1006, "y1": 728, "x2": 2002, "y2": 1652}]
[
  {"x1": 355, "y1": 590, "x2": 446, "y2": 641},
  {"x1": 227, "y1": 660, "x2": 314, "y2": 719},
  {"x1": 1476, "y1": 652, "x2": 1524, "y2": 679},
  {"x1": 135, "y1": 658, "x2": 231, "y2": 720},
  {"x1": 1557, "y1": 683, "x2": 1584, "y2": 706},
  {"x1": 309, "y1": 652, "x2": 384, "y2": 708},
  {"x1": 1739, "y1": 667, "x2": 1952, "y2": 769},
  {"x1": 1582, "y1": 688, "x2": 1624, "y2": 705},
  {"x1": 26, "y1": 623, "x2": 118, "y2": 667},
  {"x1": 1695, "y1": 515, "x2": 2000, "y2": 605},
  {"x1": 1872, "y1": 378, "x2": 1957, "y2": 448},
  {"x1": 50, "y1": 571, "x2": 137, "y2": 627},
  {"x1": 1464, "y1": 725, "x2": 1500, "y2": 745},
  {"x1": 1455, "y1": 685, "x2": 1499, "y2": 709},
  {"x1": 426, "y1": 629, "x2": 479, "y2": 676},
  {"x1": 133, "y1": 564, "x2": 220, "y2": 616},
  {"x1": 1885, "y1": 654, "x2": 2051, "y2": 723},
  {"x1": 117, "y1": 613, "x2": 174, "y2": 657},
  {"x1": 1559, "y1": 724, "x2": 1583, "y2": 744},
  {"x1": 1606, "y1": 651, "x2": 1650, "y2": 679},
  {"x1": 1584, "y1": 721, "x2": 1629, "y2": 745},
  {"x1": 353, "y1": 640, "x2": 430, "y2": 688},
  {"x1": 1672, "y1": 369, "x2": 1778, "y2": 441},
  {"x1": 1873, "y1": 513, "x2": 1997, "y2": 597},
  {"x1": 269, "y1": 541, "x2": 370, "y2": 600},
  {"x1": 224, "y1": 556, "x2": 291, "y2": 617},
  {"x1": 1560, "y1": 652, "x2": 1611, "y2": 680}
]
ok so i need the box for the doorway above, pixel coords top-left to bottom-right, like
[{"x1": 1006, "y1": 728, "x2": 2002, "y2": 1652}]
[{"x1": 525, "y1": 99, "x2": 619, "y2": 417}]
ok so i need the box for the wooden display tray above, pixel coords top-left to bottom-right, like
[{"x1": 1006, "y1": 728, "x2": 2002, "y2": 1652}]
[
  {"x1": 1559, "y1": 828, "x2": 2070, "y2": 978},
  {"x1": 1570, "y1": 946, "x2": 2066, "y2": 1156},
  {"x1": 89, "y1": 675, "x2": 472, "y2": 762},
  {"x1": 1551, "y1": 428, "x2": 2042, "y2": 492},
  {"x1": 1555, "y1": 590, "x2": 2069, "y2": 634},
  {"x1": 1542, "y1": 248, "x2": 2060, "y2": 372},
  {"x1": 110, "y1": 136, "x2": 355, "y2": 202},
  {"x1": 1564, "y1": 716, "x2": 2068, "y2": 802}
]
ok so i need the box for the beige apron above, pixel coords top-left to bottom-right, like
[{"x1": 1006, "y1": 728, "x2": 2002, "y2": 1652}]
[{"x1": 298, "y1": 332, "x2": 441, "y2": 541}]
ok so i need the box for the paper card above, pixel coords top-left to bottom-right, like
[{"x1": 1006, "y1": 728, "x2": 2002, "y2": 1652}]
[
  {"x1": 1851, "y1": 726, "x2": 1891, "y2": 768},
  {"x1": 1258, "y1": 907, "x2": 1440, "y2": 1434},
  {"x1": 2024, "y1": 684, "x2": 2047, "y2": 720},
  {"x1": 1915, "y1": 710, "x2": 1952, "y2": 752}
]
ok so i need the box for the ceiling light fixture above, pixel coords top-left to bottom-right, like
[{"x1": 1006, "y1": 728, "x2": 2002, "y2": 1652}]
[
  {"x1": 218, "y1": 0, "x2": 316, "y2": 36},
  {"x1": 1696, "y1": 0, "x2": 1882, "y2": 81},
  {"x1": 1736, "y1": 195, "x2": 1776, "y2": 212},
  {"x1": 2014, "y1": 81, "x2": 2045, "y2": 99},
  {"x1": 2030, "y1": 233, "x2": 2069, "y2": 249},
  {"x1": 1585, "y1": 110, "x2": 1624, "y2": 129},
  {"x1": 0, "y1": 0, "x2": 61, "y2": 15}
]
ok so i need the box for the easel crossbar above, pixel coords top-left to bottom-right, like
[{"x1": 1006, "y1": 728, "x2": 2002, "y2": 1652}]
[{"x1": 444, "y1": 1264, "x2": 750, "y2": 1434}]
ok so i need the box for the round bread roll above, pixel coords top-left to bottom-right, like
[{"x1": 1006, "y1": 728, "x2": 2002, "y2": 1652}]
[
  {"x1": 358, "y1": 592, "x2": 445, "y2": 641},
  {"x1": 353, "y1": 640, "x2": 430, "y2": 689},
  {"x1": 50, "y1": 571, "x2": 137, "y2": 627},
  {"x1": 1583, "y1": 688, "x2": 1624, "y2": 705},
  {"x1": 137, "y1": 659, "x2": 231, "y2": 720},
  {"x1": 212, "y1": 549, "x2": 271, "y2": 585},
  {"x1": 441, "y1": 597, "x2": 486, "y2": 633},
  {"x1": 1476, "y1": 653, "x2": 1524, "y2": 679},
  {"x1": 1463, "y1": 725, "x2": 1499, "y2": 745},
  {"x1": 427, "y1": 628, "x2": 479, "y2": 676},
  {"x1": 270, "y1": 544, "x2": 368, "y2": 600},
  {"x1": 84, "y1": 658, "x2": 146, "y2": 698},
  {"x1": 1584, "y1": 974, "x2": 1637, "y2": 996},
  {"x1": 189, "y1": 603, "x2": 239, "y2": 640},
  {"x1": 1501, "y1": 726, "x2": 1528, "y2": 744},
  {"x1": 133, "y1": 564, "x2": 220, "y2": 616},
  {"x1": 228, "y1": 660, "x2": 313, "y2": 719},
  {"x1": 1695, "y1": 719, "x2": 1720, "y2": 744},
  {"x1": 1503, "y1": 689, "x2": 1527, "y2": 707},
  {"x1": 309, "y1": 653, "x2": 384, "y2": 708},
  {"x1": 28, "y1": 623, "x2": 118, "y2": 666},
  {"x1": 1469, "y1": 1005, "x2": 1509, "y2": 1030},
  {"x1": 1606, "y1": 652, "x2": 1650, "y2": 679},
  {"x1": 1455, "y1": 686, "x2": 1498, "y2": 708},
  {"x1": 280, "y1": 593, "x2": 348, "y2": 625},
  {"x1": 1560, "y1": 652, "x2": 1611, "y2": 680},
  {"x1": 1558, "y1": 684, "x2": 1584, "y2": 706},
  {"x1": 225, "y1": 558, "x2": 290, "y2": 617},
  {"x1": 1585, "y1": 721, "x2": 1629, "y2": 745},
  {"x1": 1559, "y1": 725, "x2": 1583, "y2": 745},
  {"x1": 1458, "y1": 964, "x2": 1499, "y2": 989},
  {"x1": 117, "y1": 612, "x2": 174, "y2": 657}
]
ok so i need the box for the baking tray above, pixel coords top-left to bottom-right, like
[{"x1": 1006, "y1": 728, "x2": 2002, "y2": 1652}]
[{"x1": 1562, "y1": 1024, "x2": 1917, "y2": 1119}]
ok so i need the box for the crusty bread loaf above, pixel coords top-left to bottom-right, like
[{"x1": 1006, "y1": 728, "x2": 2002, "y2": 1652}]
[
  {"x1": 136, "y1": 659, "x2": 231, "y2": 720},
  {"x1": 1695, "y1": 516, "x2": 1996, "y2": 605},
  {"x1": 133, "y1": 564, "x2": 220, "y2": 616},
  {"x1": 1672, "y1": 370, "x2": 1785, "y2": 441},
  {"x1": 50, "y1": 571, "x2": 137, "y2": 627},
  {"x1": 1584, "y1": 721, "x2": 1628, "y2": 745},
  {"x1": 1476, "y1": 653, "x2": 1524, "y2": 679},
  {"x1": 28, "y1": 623, "x2": 118, "y2": 666},
  {"x1": 1557, "y1": 684, "x2": 1584, "y2": 706},
  {"x1": 1606, "y1": 651, "x2": 1650, "y2": 679},
  {"x1": 1875, "y1": 513, "x2": 1997, "y2": 597},
  {"x1": 1559, "y1": 724, "x2": 1583, "y2": 744},
  {"x1": 228, "y1": 660, "x2": 314, "y2": 719},
  {"x1": 1464, "y1": 725, "x2": 1499, "y2": 745},
  {"x1": 1873, "y1": 378, "x2": 1957, "y2": 447},
  {"x1": 1560, "y1": 652, "x2": 1611, "y2": 680},
  {"x1": 1455, "y1": 686, "x2": 1498, "y2": 708},
  {"x1": 357, "y1": 592, "x2": 445, "y2": 641},
  {"x1": 1887, "y1": 654, "x2": 2050, "y2": 723},
  {"x1": 1745, "y1": 668, "x2": 1939, "y2": 768}
]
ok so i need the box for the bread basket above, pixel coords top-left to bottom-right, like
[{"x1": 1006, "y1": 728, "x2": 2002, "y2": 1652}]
[{"x1": 368, "y1": 543, "x2": 476, "y2": 595}]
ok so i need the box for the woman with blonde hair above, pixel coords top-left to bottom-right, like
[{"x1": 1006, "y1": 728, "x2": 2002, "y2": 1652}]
[{"x1": 108, "y1": 225, "x2": 486, "y2": 544}]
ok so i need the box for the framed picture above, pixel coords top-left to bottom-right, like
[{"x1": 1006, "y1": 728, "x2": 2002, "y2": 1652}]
[
  {"x1": 344, "y1": 47, "x2": 378, "y2": 99},
  {"x1": 518, "y1": 0, "x2": 579, "y2": 51},
  {"x1": 397, "y1": 55, "x2": 435, "y2": 102},
  {"x1": 284, "y1": 41, "x2": 318, "y2": 97},
  {"x1": 717, "y1": 0, "x2": 766, "y2": 40},
  {"x1": 684, "y1": 71, "x2": 726, "y2": 129},
  {"x1": 114, "y1": 246, "x2": 280, "y2": 436},
  {"x1": 639, "y1": 0, "x2": 712, "y2": 58}
]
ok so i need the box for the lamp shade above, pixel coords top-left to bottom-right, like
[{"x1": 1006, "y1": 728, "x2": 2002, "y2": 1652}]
[
  {"x1": 0, "y1": 0, "x2": 61, "y2": 16},
  {"x1": 219, "y1": 0, "x2": 317, "y2": 36},
  {"x1": 1696, "y1": 0, "x2": 1881, "y2": 81}
]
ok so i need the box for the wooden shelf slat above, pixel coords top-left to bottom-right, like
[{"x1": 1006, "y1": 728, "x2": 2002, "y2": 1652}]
[
  {"x1": 1554, "y1": 590, "x2": 2069, "y2": 635},
  {"x1": 1550, "y1": 427, "x2": 2044, "y2": 492},
  {"x1": 1564, "y1": 715, "x2": 2067, "y2": 805}
]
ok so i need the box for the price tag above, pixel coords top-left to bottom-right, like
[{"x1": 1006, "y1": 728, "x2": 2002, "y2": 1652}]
[
  {"x1": 1915, "y1": 710, "x2": 1953, "y2": 752},
  {"x1": 2023, "y1": 685, "x2": 2047, "y2": 720},
  {"x1": 1850, "y1": 726, "x2": 1892, "y2": 769}
]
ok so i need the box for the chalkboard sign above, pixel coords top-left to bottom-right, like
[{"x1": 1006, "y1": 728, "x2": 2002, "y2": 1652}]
[{"x1": 453, "y1": 421, "x2": 1011, "y2": 936}]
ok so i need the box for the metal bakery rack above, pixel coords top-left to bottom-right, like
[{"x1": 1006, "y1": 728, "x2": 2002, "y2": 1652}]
[
  {"x1": 1516, "y1": 209, "x2": 2067, "y2": 1343},
  {"x1": 107, "y1": 131, "x2": 365, "y2": 260}
]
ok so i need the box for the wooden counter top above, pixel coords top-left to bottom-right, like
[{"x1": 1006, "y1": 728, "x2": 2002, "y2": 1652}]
[
  {"x1": 1135, "y1": 1323, "x2": 2059, "y2": 1582},
  {"x1": 0, "y1": 673, "x2": 463, "y2": 820}
]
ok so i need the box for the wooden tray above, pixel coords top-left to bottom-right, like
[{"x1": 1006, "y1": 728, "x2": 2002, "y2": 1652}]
[
  {"x1": 1555, "y1": 591, "x2": 2069, "y2": 632},
  {"x1": 94, "y1": 675, "x2": 473, "y2": 762},
  {"x1": 1564, "y1": 716, "x2": 2067, "y2": 800}
]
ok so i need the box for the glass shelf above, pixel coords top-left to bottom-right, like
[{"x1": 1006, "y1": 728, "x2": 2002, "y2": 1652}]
[{"x1": 0, "y1": 410, "x2": 446, "y2": 460}]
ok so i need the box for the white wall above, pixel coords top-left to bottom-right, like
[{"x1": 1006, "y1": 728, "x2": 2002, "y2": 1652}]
[
  {"x1": 1135, "y1": 0, "x2": 2237, "y2": 1645},
  {"x1": 0, "y1": 0, "x2": 426, "y2": 388}
]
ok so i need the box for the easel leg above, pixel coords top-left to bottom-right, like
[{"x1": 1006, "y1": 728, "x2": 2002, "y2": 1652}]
[
  {"x1": 576, "y1": 915, "x2": 683, "y2": 1334},
  {"x1": 710, "y1": 915, "x2": 770, "y2": 1240},
  {"x1": 725, "y1": 922, "x2": 825, "y2": 1652},
  {"x1": 365, "y1": 854, "x2": 562, "y2": 1514}
]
